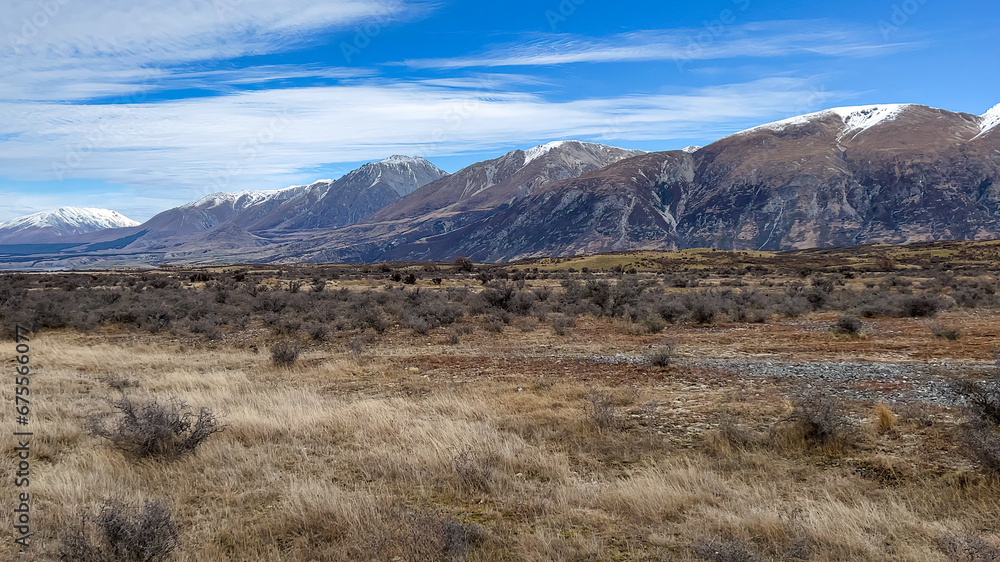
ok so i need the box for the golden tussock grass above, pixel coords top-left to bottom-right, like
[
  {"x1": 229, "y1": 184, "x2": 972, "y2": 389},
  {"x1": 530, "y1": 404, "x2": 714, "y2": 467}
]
[{"x1": 2, "y1": 325, "x2": 1000, "y2": 561}]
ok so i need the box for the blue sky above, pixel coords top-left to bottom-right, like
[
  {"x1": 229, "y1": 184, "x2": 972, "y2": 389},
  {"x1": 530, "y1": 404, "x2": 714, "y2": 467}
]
[{"x1": 0, "y1": 0, "x2": 997, "y2": 222}]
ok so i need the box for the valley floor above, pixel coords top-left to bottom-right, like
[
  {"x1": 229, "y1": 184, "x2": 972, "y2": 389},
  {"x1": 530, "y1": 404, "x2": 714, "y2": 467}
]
[{"x1": 4, "y1": 309, "x2": 1000, "y2": 561}]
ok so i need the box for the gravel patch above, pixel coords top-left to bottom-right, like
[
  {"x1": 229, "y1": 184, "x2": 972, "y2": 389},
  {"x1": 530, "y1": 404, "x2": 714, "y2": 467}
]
[{"x1": 584, "y1": 353, "x2": 990, "y2": 406}]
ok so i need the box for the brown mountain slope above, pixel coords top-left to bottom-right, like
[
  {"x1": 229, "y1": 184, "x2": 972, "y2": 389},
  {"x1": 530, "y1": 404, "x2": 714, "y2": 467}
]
[
  {"x1": 380, "y1": 151, "x2": 694, "y2": 261},
  {"x1": 377, "y1": 104, "x2": 1000, "y2": 261}
]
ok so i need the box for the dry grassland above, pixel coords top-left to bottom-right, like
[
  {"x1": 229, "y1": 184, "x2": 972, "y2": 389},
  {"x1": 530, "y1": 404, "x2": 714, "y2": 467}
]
[{"x1": 2, "y1": 243, "x2": 1000, "y2": 560}]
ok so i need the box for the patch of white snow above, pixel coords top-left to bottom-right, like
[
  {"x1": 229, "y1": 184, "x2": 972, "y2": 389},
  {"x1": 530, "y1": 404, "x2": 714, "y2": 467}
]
[
  {"x1": 735, "y1": 104, "x2": 913, "y2": 140},
  {"x1": 973, "y1": 103, "x2": 1000, "y2": 141}
]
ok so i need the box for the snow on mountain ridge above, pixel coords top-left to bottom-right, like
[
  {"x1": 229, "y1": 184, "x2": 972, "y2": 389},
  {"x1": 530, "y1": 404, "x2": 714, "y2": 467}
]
[
  {"x1": 523, "y1": 141, "x2": 573, "y2": 165},
  {"x1": 973, "y1": 103, "x2": 1000, "y2": 140},
  {"x1": 0, "y1": 207, "x2": 139, "y2": 231},
  {"x1": 380, "y1": 155, "x2": 429, "y2": 165},
  {"x1": 181, "y1": 181, "x2": 335, "y2": 211},
  {"x1": 736, "y1": 104, "x2": 914, "y2": 139},
  {"x1": 520, "y1": 140, "x2": 644, "y2": 167}
]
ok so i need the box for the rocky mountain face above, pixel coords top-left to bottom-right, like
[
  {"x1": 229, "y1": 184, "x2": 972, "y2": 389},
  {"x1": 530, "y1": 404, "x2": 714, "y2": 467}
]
[
  {"x1": 99, "y1": 156, "x2": 446, "y2": 252},
  {"x1": 241, "y1": 155, "x2": 447, "y2": 232},
  {"x1": 677, "y1": 104, "x2": 1000, "y2": 250},
  {"x1": 0, "y1": 207, "x2": 139, "y2": 244},
  {"x1": 377, "y1": 104, "x2": 1000, "y2": 261},
  {"x1": 296, "y1": 141, "x2": 647, "y2": 262},
  {"x1": 380, "y1": 151, "x2": 693, "y2": 261}
]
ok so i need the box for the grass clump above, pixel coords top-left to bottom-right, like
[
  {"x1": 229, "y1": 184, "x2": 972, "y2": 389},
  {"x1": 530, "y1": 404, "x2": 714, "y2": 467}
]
[{"x1": 875, "y1": 403, "x2": 897, "y2": 434}]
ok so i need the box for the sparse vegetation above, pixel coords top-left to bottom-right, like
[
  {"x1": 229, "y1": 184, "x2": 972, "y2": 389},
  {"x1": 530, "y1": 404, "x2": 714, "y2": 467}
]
[{"x1": 5, "y1": 242, "x2": 1000, "y2": 560}]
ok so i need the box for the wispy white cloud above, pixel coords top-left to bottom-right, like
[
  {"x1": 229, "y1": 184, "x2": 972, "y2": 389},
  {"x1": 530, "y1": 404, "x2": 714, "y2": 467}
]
[
  {"x1": 1, "y1": 0, "x2": 430, "y2": 101},
  {"x1": 400, "y1": 21, "x2": 916, "y2": 69}
]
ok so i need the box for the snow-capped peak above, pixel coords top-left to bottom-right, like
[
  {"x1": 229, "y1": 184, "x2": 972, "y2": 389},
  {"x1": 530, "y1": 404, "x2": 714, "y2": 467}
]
[
  {"x1": 0, "y1": 207, "x2": 139, "y2": 234},
  {"x1": 520, "y1": 140, "x2": 646, "y2": 167},
  {"x1": 522, "y1": 140, "x2": 574, "y2": 165},
  {"x1": 181, "y1": 191, "x2": 276, "y2": 210},
  {"x1": 682, "y1": 145, "x2": 702, "y2": 154},
  {"x1": 973, "y1": 103, "x2": 1000, "y2": 140},
  {"x1": 379, "y1": 155, "x2": 427, "y2": 165},
  {"x1": 736, "y1": 104, "x2": 914, "y2": 140}
]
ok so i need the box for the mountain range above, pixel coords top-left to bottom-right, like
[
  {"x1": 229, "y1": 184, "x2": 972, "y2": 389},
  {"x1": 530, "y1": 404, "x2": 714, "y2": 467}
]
[{"x1": 2, "y1": 103, "x2": 999, "y2": 269}]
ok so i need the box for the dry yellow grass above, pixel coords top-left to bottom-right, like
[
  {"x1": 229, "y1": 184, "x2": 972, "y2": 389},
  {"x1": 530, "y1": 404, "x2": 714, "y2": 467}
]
[
  {"x1": 875, "y1": 403, "x2": 897, "y2": 434},
  {"x1": 2, "y1": 320, "x2": 999, "y2": 560}
]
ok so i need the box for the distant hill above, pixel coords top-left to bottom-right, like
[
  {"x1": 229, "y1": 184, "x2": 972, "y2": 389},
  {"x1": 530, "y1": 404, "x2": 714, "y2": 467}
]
[{"x1": 0, "y1": 207, "x2": 139, "y2": 244}]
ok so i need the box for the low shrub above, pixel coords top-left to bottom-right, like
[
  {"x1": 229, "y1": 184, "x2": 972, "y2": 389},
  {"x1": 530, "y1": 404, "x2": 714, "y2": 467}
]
[
  {"x1": 833, "y1": 315, "x2": 863, "y2": 336},
  {"x1": 270, "y1": 341, "x2": 300, "y2": 367},
  {"x1": 932, "y1": 323, "x2": 962, "y2": 340},
  {"x1": 59, "y1": 498, "x2": 178, "y2": 562},
  {"x1": 88, "y1": 397, "x2": 223, "y2": 459},
  {"x1": 645, "y1": 340, "x2": 676, "y2": 368},
  {"x1": 584, "y1": 389, "x2": 621, "y2": 431},
  {"x1": 790, "y1": 395, "x2": 854, "y2": 447}
]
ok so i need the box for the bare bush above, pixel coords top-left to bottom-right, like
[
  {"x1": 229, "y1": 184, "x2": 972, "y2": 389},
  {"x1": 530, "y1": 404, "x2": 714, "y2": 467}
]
[
  {"x1": 450, "y1": 447, "x2": 502, "y2": 494},
  {"x1": 59, "y1": 498, "x2": 178, "y2": 562},
  {"x1": 270, "y1": 341, "x2": 300, "y2": 367},
  {"x1": 901, "y1": 294, "x2": 943, "y2": 317},
  {"x1": 790, "y1": 395, "x2": 854, "y2": 447},
  {"x1": 950, "y1": 374, "x2": 1000, "y2": 426},
  {"x1": 833, "y1": 315, "x2": 863, "y2": 336},
  {"x1": 548, "y1": 313, "x2": 576, "y2": 336},
  {"x1": 88, "y1": 397, "x2": 223, "y2": 459},
  {"x1": 584, "y1": 389, "x2": 621, "y2": 431},
  {"x1": 645, "y1": 340, "x2": 676, "y2": 368},
  {"x1": 958, "y1": 415, "x2": 1000, "y2": 474},
  {"x1": 936, "y1": 532, "x2": 1000, "y2": 561}
]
